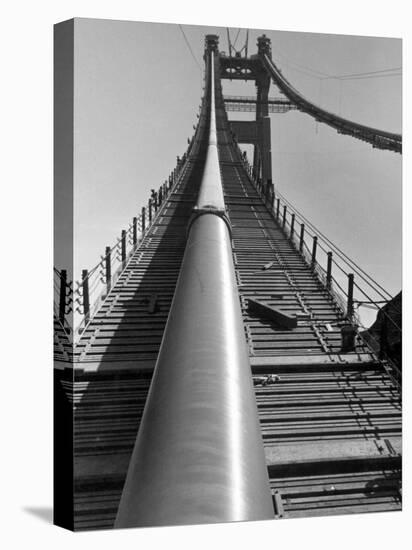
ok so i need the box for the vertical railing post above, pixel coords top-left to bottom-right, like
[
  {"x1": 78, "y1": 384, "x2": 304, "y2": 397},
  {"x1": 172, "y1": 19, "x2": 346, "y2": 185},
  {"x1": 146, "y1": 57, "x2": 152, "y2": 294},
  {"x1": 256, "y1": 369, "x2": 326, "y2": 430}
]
[
  {"x1": 121, "y1": 230, "x2": 126, "y2": 265},
  {"x1": 265, "y1": 179, "x2": 272, "y2": 203},
  {"x1": 158, "y1": 186, "x2": 163, "y2": 207},
  {"x1": 299, "y1": 223, "x2": 305, "y2": 253},
  {"x1": 326, "y1": 252, "x2": 333, "y2": 289},
  {"x1": 311, "y1": 236, "x2": 318, "y2": 266},
  {"x1": 148, "y1": 199, "x2": 152, "y2": 224},
  {"x1": 347, "y1": 273, "x2": 354, "y2": 320},
  {"x1": 276, "y1": 198, "x2": 280, "y2": 220},
  {"x1": 105, "y1": 246, "x2": 111, "y2": 294},
  {"x1": 290, "y1": 213, "x2": 295, "y2": 240},
  {"x1": 153, "y1": 192, "x2": 158, "y2": 213},
  {"x1": 282, "y1": 205, "x2": 287, "y2": 229},
  {"x1": 133, "y1": 217, "x2": 137, "y2": 247},
  {"x1": 379, "y1": 313, "x2": 388, "y2": 359},
  {"x1": 58, "y1": 269, "x2": 67, "y2": 324},
  {"x1": 141, "y1": 207, "x2": 146, "y2": 233},
  {"x1": 82, "y1": 269, "x2": 90, "y2": 323}
]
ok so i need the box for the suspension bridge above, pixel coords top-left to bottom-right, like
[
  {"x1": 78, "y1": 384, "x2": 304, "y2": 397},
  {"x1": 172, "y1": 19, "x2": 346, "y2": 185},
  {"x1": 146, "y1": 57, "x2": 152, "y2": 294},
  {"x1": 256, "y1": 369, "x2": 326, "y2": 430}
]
[{"x1": 54, "y1": 32, "x2": 402, "y2": 530}]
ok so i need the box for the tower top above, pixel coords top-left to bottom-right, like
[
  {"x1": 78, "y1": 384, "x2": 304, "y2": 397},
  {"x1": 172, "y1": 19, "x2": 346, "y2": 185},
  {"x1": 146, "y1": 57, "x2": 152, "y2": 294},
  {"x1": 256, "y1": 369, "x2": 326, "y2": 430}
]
[
  {"x1": 205, "y1": 34, "x2": 219, "y2": 53},
  {"x1": 257, "y1": 34, "x2": 271, "y2": 57}
]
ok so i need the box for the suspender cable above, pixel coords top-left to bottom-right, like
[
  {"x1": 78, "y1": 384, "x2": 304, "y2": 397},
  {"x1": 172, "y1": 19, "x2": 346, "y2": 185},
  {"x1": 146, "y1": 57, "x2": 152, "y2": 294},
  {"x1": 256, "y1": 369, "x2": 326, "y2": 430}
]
[{"x1": 115, "y1": 35, "x2": 274, "y2": 529}]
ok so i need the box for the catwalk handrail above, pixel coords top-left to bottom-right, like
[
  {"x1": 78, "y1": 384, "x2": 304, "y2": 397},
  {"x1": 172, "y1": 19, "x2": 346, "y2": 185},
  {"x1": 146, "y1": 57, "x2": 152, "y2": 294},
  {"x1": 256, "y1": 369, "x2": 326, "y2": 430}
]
[
  {"x1": 53, "y1": 267, "x2": 73, "y2": 341},
  {"x1": 54, "y1": 57, "x2": 209, "y2": 342},
  {"x1": 237, "y1": 152, "x2": 401, "y2": 382},
  {"x1": 70, "y1": 148, "x2": 192, "y2": 340},
  {"x1": 241, "y1": 156, "x2": 400, "y2": 330},
  {"x1": 262, "y1": 54, "x2": 402, "y2": 153}
]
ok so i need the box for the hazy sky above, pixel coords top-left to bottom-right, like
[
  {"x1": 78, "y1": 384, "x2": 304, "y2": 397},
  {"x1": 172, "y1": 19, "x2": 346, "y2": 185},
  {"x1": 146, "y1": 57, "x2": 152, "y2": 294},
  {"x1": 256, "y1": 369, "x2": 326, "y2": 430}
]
[{"x1": 72, "y1": 18, "x2": 401, "y2": 326}]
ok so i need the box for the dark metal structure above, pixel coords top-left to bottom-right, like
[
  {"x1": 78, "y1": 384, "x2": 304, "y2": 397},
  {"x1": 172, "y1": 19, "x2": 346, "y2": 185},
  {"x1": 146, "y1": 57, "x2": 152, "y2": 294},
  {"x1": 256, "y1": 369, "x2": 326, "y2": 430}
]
[
  {"x1": 262, "y1": 52, "x2": 402, "y2": 153},
  {"x1": 224, "y1": 95, "x2": 296, "y2": 114},
  {"x1": 54, "y1": 32, "x2": 402, "y2": 530},
  {"x1": 220, "y1": 33, "x2": 401, "y2": 155}
]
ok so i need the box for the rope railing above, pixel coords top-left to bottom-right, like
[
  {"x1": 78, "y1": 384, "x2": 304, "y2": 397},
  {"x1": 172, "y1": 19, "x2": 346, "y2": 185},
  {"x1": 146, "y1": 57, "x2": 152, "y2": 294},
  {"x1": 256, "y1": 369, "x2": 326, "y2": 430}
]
[
  {"x1": 70, "y1": 145, "x2": 194, "y2": 340},
  {"x1": 54, "y1": 70, "x2": 208, "y2": 345},
  {"x1": 235, "y1": 145, "x2": 401, "y2": 341},
  {"x1": 237, "y1": 146, "x2": 402, "y2": 385},
  {"x1": 275, "y1": 189, "x2": 394, "y2": 303}
]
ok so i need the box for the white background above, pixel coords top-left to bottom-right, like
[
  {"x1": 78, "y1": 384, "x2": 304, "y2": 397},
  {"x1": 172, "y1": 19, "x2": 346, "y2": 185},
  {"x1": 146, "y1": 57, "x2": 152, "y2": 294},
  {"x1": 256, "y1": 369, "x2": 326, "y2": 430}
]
[{"x1": 0, "y1": 1, "x2": 410, "y2": 548}]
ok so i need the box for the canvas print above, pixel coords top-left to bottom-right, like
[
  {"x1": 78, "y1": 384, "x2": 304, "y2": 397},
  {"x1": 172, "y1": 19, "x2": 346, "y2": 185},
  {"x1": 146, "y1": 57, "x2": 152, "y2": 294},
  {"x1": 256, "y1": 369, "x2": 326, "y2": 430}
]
[{"x1": 54, "y1": 18, "x2": 402, "y2": 531}]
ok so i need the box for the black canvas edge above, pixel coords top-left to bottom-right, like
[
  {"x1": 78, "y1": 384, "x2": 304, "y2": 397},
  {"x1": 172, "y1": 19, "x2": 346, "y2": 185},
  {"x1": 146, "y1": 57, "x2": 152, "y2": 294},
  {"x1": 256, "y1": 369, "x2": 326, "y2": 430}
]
[{"x1": 53, "y1": 18, "x2": 75, "y2": 532}]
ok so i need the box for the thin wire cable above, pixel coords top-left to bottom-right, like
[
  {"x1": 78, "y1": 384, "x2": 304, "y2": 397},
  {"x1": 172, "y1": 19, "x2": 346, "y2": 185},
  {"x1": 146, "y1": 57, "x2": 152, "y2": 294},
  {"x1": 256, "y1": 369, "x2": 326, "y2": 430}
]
[
  {"x1": 273, "y1": 48, "x2": 401, "y2": 82},
  {"x1": 286, "y1": 195, "x2": 391, "y2": 300},
  {"x1": 179, "y1": 25, "x2": 202, "y2": 72},
  {"x1": 278, "y1": 192, "x2": 391, "y2": 300},
  {"x1": 243, "y1": 152, "x2": 401, "y2": 329},
  {"x1": 226, "y1": 28, "x2": 232, "y2": 56},
  {"x1": 336, "y1": 73, "x2": 401, "y2": 81},
  {"x1": 276, "y1": 192, "x2": 400, "y2": 326},
  {"x1": 275, "y1": 189, "x2": 393, "y2": 300},
  {"x1": 353, "y1": 281, "x2": 401, "y2": 330},
  {"x1": 233, "y1": 28, "x2": 241, "y2": 49},
  {"x1": 323, "y1": 67, "x2": 401, "y2": 80},
  {"x1": 272, "y1": 48, "x2": 331, "y2": 79}
]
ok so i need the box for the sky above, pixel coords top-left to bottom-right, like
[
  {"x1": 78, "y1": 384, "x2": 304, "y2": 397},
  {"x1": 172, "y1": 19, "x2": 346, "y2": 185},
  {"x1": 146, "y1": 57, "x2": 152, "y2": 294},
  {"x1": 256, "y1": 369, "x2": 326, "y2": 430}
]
[{"x1": 71, "y1": 18, "x2": 401, "y2": 326}]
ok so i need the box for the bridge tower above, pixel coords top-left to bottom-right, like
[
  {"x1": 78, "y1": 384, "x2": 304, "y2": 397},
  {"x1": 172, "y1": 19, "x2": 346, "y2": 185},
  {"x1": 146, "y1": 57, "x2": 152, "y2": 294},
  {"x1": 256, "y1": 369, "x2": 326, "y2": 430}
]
[
  {"x1": 220, "y1": 34, "x2": 273, "y2": 195},
  {"x1": 254, "y1": 35, "x2": 273, "y2": 189}
]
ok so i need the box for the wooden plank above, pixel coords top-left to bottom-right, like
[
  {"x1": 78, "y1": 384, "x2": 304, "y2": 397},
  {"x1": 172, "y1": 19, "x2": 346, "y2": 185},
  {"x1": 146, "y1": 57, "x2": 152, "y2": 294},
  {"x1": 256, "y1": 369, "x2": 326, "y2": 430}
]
[
  {"x1": 265, "y1": 437, "x2": 401, "y2": 465},
  {"x1": 248, "y1": 298, "x2": 298, "y2": 329}
]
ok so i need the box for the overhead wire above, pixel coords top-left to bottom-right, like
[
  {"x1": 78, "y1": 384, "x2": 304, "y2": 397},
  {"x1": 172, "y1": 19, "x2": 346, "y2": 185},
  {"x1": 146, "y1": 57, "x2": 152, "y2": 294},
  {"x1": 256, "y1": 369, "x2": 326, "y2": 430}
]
[
  {"x1": 232, "y1": 28, "x2": 241, "y2": 49},
  {"x1": 333, "y1": 73, "x2": 401, "y2": 81},
  {"x1": 178, "y1": 25, "x2": 202, "y2": 72},
  {"x1": 269, "y1": 50, "x2": 401, "y2": 137},
  {"x1": 323, "y1": 67, "x2": 401, "y2": 80},
  {"x1": 226, "y1": 28, "x2": 232, "y2": 56},
  {"x1": 271, "y1": 47, "x2": 332, "y2": 79},
  {"x1": 272, "y1": 47, "x2": 401, "y2": 83}
]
